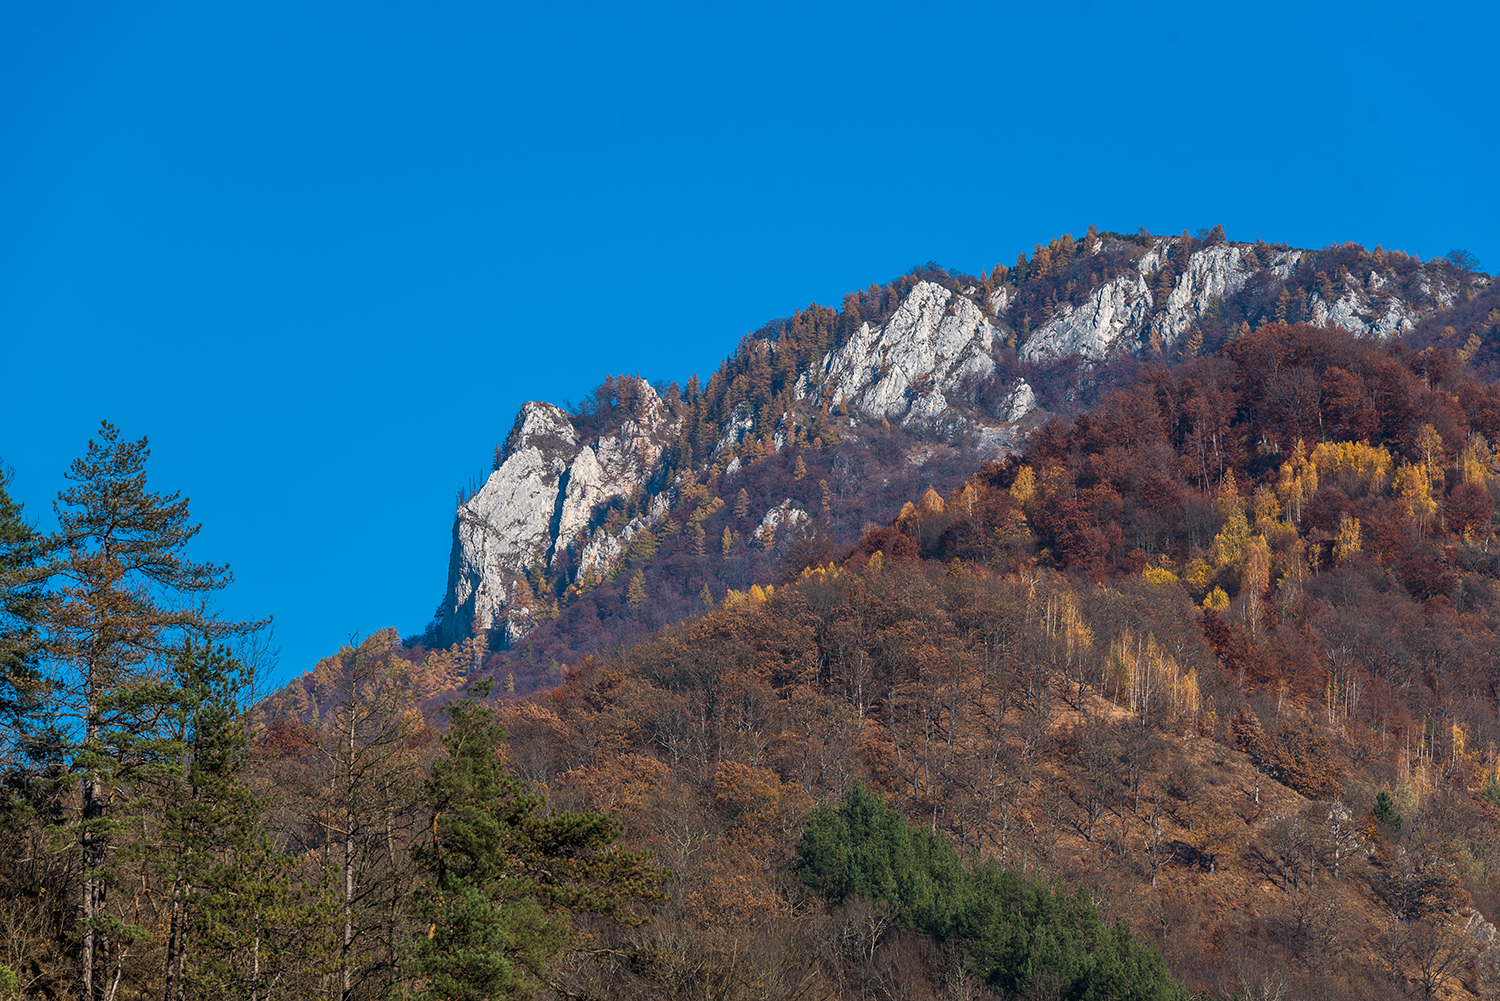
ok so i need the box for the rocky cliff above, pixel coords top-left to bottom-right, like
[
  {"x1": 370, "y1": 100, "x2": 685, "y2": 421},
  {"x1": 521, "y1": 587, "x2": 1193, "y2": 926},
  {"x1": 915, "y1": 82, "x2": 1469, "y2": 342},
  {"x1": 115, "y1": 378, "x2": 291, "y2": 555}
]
[
  {"x1": 1018, "y1": 238, "x2": 1477, "y2": 363},
  {"x1": 438, "y1": 383, "x2": 680, "y2": 648},
  {"x1": 810, "y1": 280, "x2": 1002, "y2": 426},
  {"x1": 437, "y1": 231, "x2": 1480, "y2": 650}
]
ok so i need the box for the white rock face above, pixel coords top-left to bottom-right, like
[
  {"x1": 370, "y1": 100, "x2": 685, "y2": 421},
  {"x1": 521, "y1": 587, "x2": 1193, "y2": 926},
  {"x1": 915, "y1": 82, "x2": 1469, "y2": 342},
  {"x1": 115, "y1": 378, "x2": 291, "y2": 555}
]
[
  {"x1": 819, "y1": 281, "x2": 996, "y2": 426},
  {"x1": 1023, "y1": 272, "x2": 1153, "y2": 362},
  {"x1": 1024, "y1": 242, "x2": 1264, "y2": 361},
  {"x1": 1148, "y1": 243, "x2": 1252, "y2": 346},
  {"x1": 1269, "y1": 249, "x2": 1304, "y2": 279},
  {"x1": 552, "y1": 388, "x2": 678, "y2": 567},
  {"x1": 1468, "y1": 908, "x2": 1500, "y2": 984},
  {"x1": 575, "y1": 528, "x2": 624, "y2": 581},
  {"x1": 1022, "y1": 241, "x2": 1326, "y2": 362},
  {"x1": 441, "y1": 402, "x2": 576, "y2": 647},
  {"x1": 438, "y1": 380, "x2": 679, "y2": 648},
  {"x1": 714, "y1": 403, "x2": 755, "y2": 456},
  {"x1": 754, "y1": 499, "x2": 809, "y2": 549},
  {"x1": 439, "y1": 236, "x2": 1456, "y2": 650},
  {"x1": 554, "y1": 446, "x2": 606, "y2": 556},
  {"x1": 904, "y1": 389, "x2": 950, "y2": 428},
  {"x1": 1311, "y1": 281, "x2": 1420, "y2": 340},
  {"x1": 1001, "y1": 379, "x2": 1036, "y2": 423}
]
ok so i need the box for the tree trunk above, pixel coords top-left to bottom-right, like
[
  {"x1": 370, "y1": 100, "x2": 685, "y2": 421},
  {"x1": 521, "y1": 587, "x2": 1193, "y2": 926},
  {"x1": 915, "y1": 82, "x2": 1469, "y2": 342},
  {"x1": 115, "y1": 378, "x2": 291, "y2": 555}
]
[
  {"x1": 80, "y1": 703, "x2": 104, "y2": 1001},
  {"x1": 161, "y1": 890, "x2": 182, "y2": 1001},
  {"x1": 343, "y1": 711, "x2": 356, "y2": 1001}
]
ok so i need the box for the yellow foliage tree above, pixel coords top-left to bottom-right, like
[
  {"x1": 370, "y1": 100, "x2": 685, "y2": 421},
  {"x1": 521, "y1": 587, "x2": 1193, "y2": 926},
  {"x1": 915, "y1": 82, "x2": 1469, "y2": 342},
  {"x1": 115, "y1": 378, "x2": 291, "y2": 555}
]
[
  {"x1": 1242, "y1": 535, "x2": 1270, "y2": 637},
  {"x1": 1251, "y1": 485, "x2": 1282, "y2": 534},
  {"x1": 1209, "y1": 508, "x2": 1251, "y2": 569},
  {"x1": 1183, "y1": 558, "x2": 1214, "y2": 599},
  {"x1": 1334, "y1": 514, "x2": 1362, "y2": 563},
  {"x1": 1111, "y1": 629, "x2": 1201, "y2": 730},
  {"x1": 1142, "y1": 565, "x2": 1180, "y2": 589},
  {"x1": 1459, "y1": 433, "x2": 1493, "y2": 486},
  {"x1": 1215, "y1": 469, "x2": 1242, "y2": 516},
  {"x1": 627, "y1": 570, "x2": 646, "y2": 609},
  {"x1": 1459, "y1": 332, "x2": 1483, "y2": 365},
  {"x1": 1309, "y1": 440, "x2": 1392, "y2": 497},
  {"x1": 1010, "y1": 465, "x2": 1037, "y2": 508},
  {"x1": 1414, "y1": 422, "x2": 1446, "y2": 472},
  {"x1": 1276, "y1": 440, "x2": 1319, "y2": 525},
  {"x1": 1394, "y1": 461, "x2": 1438, "y2": 533}
]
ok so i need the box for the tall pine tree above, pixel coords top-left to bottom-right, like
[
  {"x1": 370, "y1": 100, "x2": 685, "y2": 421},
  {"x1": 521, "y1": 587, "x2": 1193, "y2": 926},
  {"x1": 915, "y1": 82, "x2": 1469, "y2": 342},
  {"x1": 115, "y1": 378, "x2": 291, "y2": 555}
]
[{"x1": 33, "y1": 423, "x2": 257, "y2": 1001}]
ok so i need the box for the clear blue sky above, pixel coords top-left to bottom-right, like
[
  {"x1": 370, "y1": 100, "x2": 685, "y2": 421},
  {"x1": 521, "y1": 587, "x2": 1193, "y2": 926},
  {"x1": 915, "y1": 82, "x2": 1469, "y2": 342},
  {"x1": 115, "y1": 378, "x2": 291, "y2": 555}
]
[{"x1": 3, "y1": 0, "x2": 1496, "y2": 686}]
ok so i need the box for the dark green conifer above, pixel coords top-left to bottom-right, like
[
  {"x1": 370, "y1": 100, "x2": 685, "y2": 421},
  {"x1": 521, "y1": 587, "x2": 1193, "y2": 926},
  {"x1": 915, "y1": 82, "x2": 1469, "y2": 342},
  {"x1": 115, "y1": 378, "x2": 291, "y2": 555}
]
[{"x1": 409, "y1": 684, "x2": 667, "y2": 1000}]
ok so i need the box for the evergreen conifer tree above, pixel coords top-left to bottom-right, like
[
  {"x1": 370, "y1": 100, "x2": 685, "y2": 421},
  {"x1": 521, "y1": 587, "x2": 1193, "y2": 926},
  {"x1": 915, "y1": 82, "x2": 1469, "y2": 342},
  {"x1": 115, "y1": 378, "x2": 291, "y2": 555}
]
[
  {"x1": 0, "y1": 462, "x2": 53, "y2": 791},
  {"x1": 32, "y1": 423, "x2": 257, "y2": 1001},
  {"x1": 409, "y1": 683, "x2": 667, "y2": 1000}
]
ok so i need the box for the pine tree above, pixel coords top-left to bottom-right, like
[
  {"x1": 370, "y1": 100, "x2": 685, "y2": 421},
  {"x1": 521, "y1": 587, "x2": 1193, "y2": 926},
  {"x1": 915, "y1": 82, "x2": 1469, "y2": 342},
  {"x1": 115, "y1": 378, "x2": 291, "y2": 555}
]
[
  {"x1": 0, "y1": 462, "x2": 48, "y2": 775},
  {"x1": 33, "y1": 423, "x2": 255, "y2": 1001},
  {"x1": 409, "y1": 684, "x2": 667, "y2": 1000},
  {"x1": 733, "y1": 488, "x2": 749, "y2": 518}
]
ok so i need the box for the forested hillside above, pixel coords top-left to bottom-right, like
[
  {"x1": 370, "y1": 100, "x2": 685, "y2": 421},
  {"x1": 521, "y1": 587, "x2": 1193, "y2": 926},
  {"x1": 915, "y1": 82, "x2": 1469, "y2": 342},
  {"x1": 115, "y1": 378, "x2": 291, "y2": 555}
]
[
  {"x1": 6, "y1": 229, "x2": 1500, "y2": 1000},
  {"x1": 453, "y1": 321, "x2": 1500, "y2": 999}
]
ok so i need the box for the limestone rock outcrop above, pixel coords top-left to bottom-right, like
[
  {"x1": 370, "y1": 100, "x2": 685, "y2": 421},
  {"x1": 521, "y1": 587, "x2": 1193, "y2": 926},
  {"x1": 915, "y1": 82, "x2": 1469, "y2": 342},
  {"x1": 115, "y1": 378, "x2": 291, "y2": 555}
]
[
  {"x1": 1021, "y1": 271, "x2": 1153, "y2": 362},
  {"x1": 754, "y1": 499, "x2": 810, "y2": 551},
  {"x1": 817, "y1": 281, "x2": 997, "y2": 427},
  {"x1": 438, "y1": 380, "x2": 679, "y2": 648},
  {"x1": 1000, "y1": 379, "x2": 1036, "y2": 424},
  {"x1": 1019, "y1": 239, "x2": 1457, "y2": 363},
  {"x1": 1147, "y1": 243, "x2": 1254, "y2": 346},
  {"x1": 1311, "y1": 270, "x2": 1426, "y2": 339},
  {"x1": 1022, "y1": 242, "x2": 1263, "y2": 361}
]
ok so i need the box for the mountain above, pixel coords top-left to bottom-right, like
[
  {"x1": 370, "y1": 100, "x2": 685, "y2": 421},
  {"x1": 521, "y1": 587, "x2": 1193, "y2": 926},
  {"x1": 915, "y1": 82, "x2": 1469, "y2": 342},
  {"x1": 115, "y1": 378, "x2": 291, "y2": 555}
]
[
  {"x1": 256, "y1": 229, "x2": 1500, "y2": 999},
  {"x1": 430, "y1": 228, "x2": 1489, "y2": 682}
]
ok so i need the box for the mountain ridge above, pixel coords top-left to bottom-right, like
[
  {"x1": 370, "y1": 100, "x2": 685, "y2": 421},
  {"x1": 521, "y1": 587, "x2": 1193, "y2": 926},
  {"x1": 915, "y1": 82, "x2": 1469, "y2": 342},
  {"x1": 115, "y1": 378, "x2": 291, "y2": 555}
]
[{"x1": 430, "y1": 228, "x2": 1491, "y2": 674}]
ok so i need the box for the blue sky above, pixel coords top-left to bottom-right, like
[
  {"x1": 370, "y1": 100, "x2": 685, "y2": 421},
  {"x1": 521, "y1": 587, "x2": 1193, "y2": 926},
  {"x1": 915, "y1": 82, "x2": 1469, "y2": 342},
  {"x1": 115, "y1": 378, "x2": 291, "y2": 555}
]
[{"x1": 3, "y1": 0, "x2": 1496, "y2": 686}]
